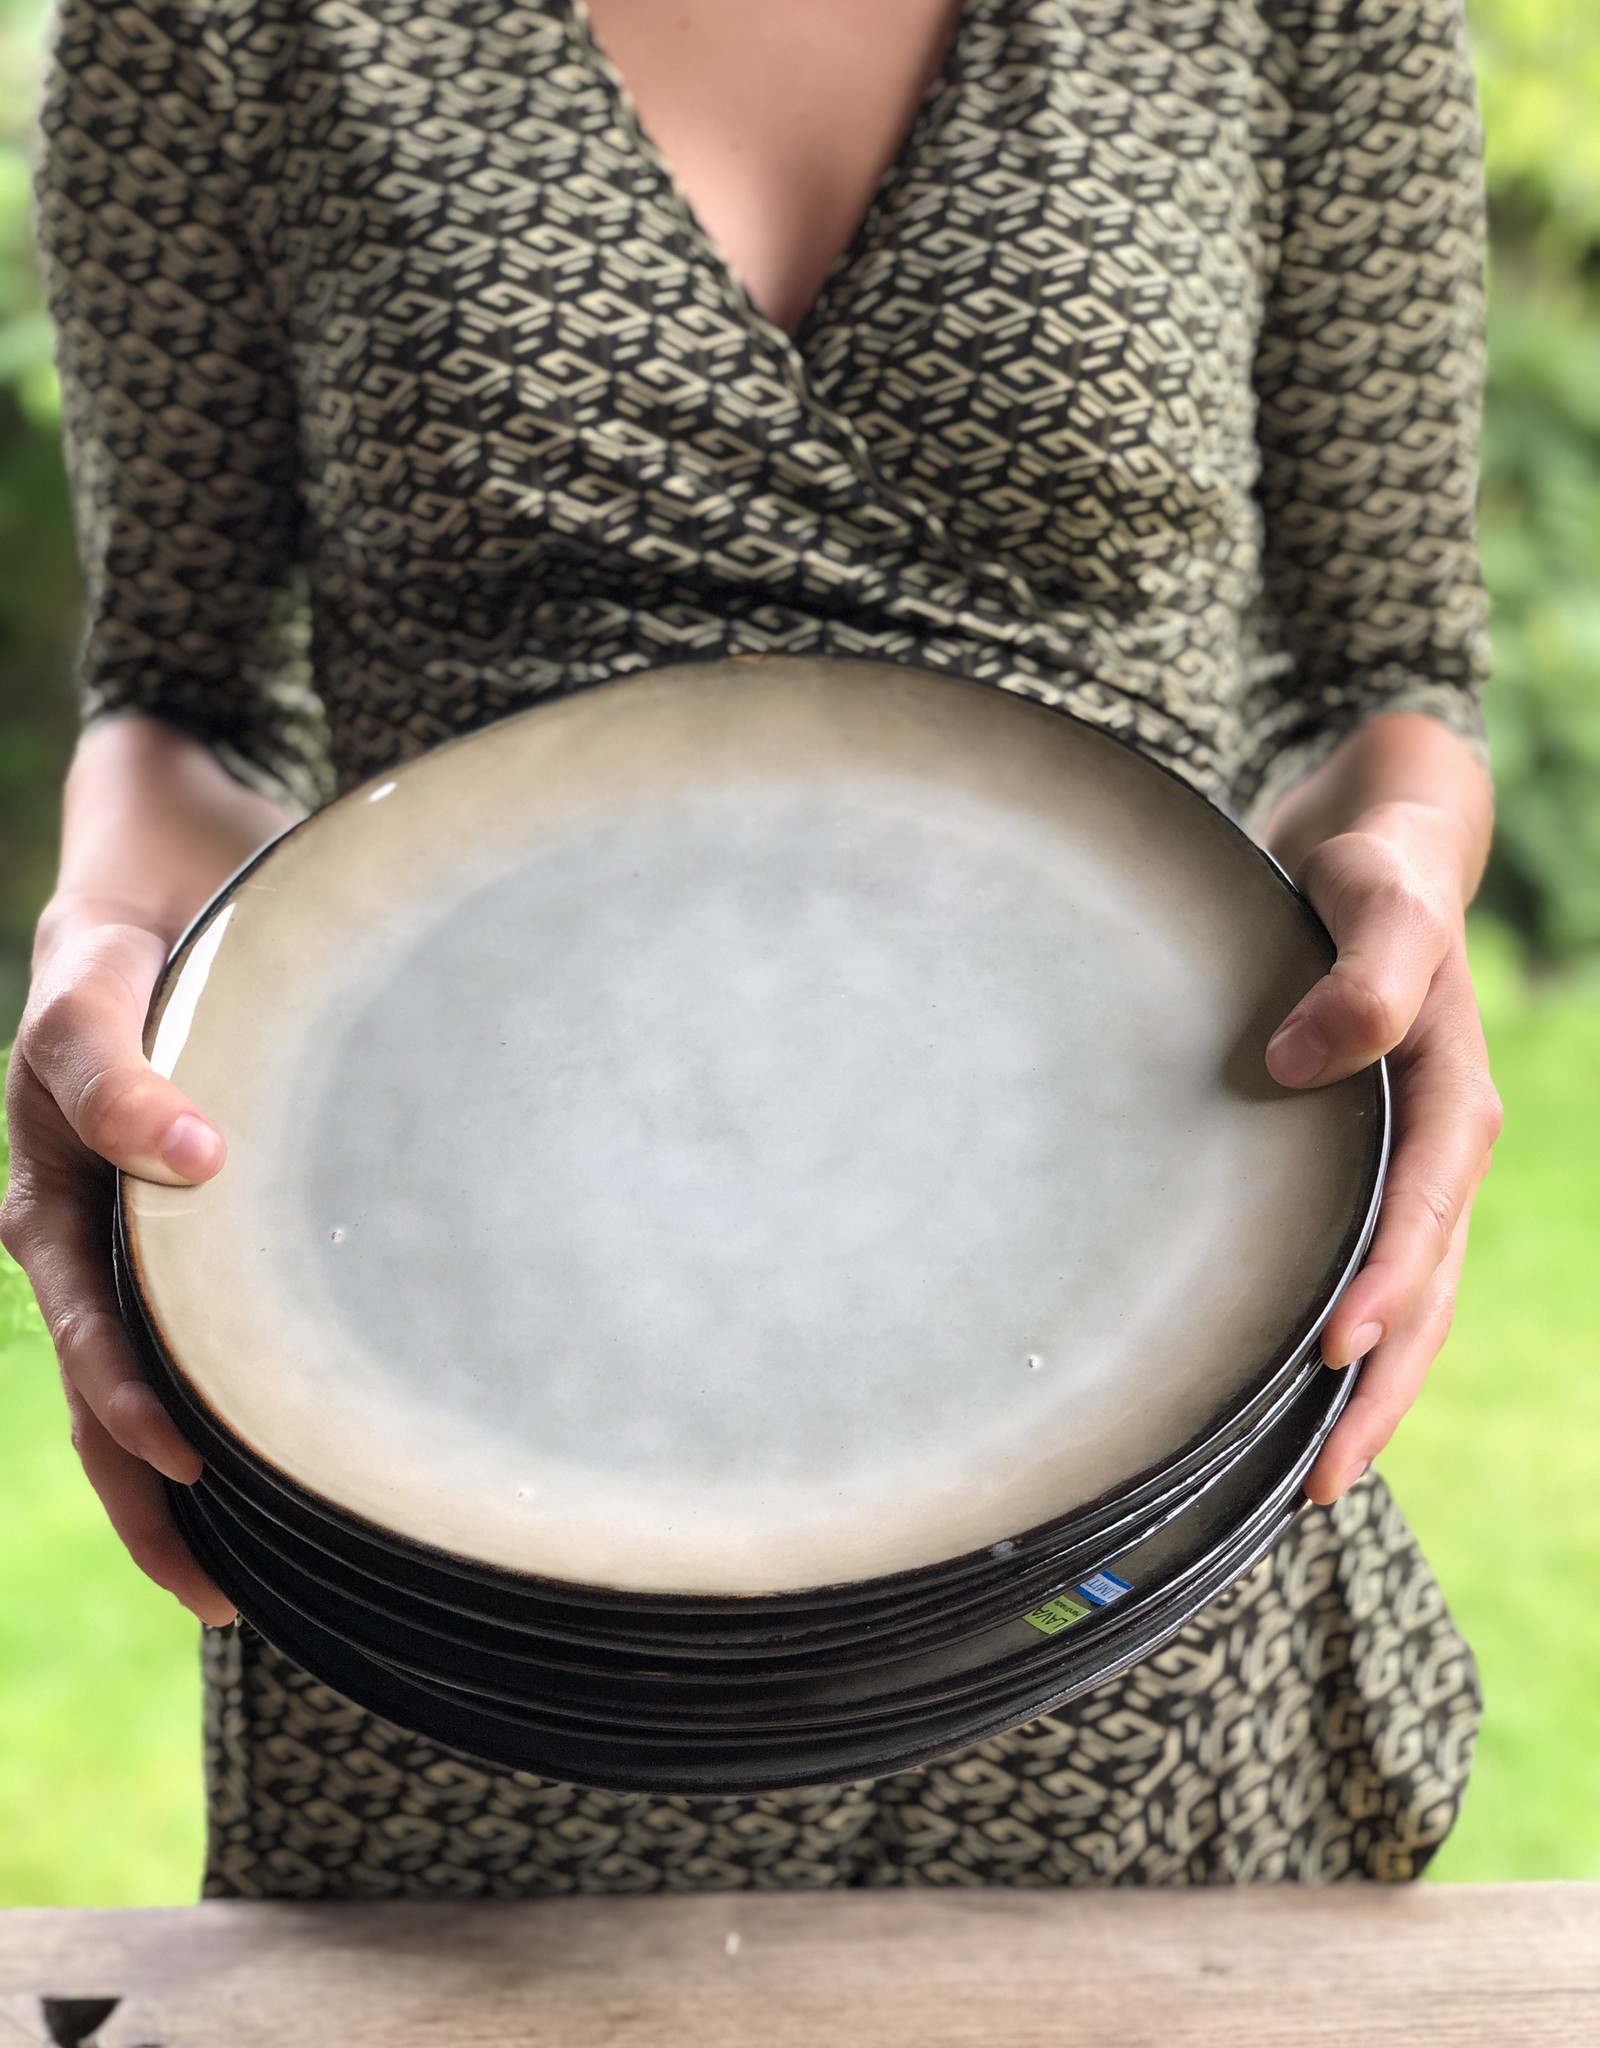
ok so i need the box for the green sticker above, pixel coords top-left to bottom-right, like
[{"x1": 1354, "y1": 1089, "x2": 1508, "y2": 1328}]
[{"x1": 1024, "y1": 1593, "x2": 1093, "y2": 1637}]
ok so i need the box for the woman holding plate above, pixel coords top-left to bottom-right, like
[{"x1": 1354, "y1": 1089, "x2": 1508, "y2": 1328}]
[{"x1": 5, "y1": 0, "x2": 1499, "y2": 1891}]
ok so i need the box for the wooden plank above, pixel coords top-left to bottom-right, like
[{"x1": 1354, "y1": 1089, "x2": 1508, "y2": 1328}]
[{"x1": 0, "y1": 1885, "x2": 1596, "y2": 2048}]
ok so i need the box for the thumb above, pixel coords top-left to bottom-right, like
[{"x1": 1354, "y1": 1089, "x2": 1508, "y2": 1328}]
[
  {"x1": 23, "y1": 922, "x2": 226, "y2": 1184},
  {"x1": 1266, "y1": 839, "x2": 1451, "y2": 1089}
]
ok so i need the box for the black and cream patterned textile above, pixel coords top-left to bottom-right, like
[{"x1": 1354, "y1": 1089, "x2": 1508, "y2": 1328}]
[
  {"x1": 199, "y1": 1475, "x2": 1480, "y2": 1894},
  {"x1": 37, "y1": 0, "x2": 1489, "y2": 1893}
]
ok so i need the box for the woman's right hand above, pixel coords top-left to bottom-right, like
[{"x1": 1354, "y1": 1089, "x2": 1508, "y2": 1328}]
[
  {"x1": 1, "y1": 716, "x2": 294, "y2": 1623},
  {"x1": 1, "y1": 904, "x2": 238, "y2": 1622}
]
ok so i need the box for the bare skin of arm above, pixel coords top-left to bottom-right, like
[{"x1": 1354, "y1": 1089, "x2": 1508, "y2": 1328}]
[{"x1": 2, "y1": 717, "x2": 292, "y2": 1622}]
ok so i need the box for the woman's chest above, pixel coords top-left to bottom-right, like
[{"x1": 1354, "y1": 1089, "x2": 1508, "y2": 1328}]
[
  {"x1": 251, "y1": 0, "x2": 1293, "y2": 571},
  {"x1": 574, "y1": 0, "x2": 966, "y2": 340}
]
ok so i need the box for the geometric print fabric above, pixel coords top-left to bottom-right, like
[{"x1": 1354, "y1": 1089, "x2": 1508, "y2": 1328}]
[
  {"x1": 38, "y1": 0, "x2": 1490, "y2": 823},
  {"x1": 35, "y1": 0, "x2": 1492, "y2": 1893},
  {"x1": 200, "y1": 1474, "x2": 1481, "y2": 1896}
]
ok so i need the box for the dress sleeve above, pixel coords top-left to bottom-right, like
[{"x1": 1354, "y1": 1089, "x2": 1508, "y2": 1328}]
[
  {"x1": 1238, "y1": 0, "x2": 1492, "y2": 822},
  {"x1": 33, "y1": 0, "x2": 331, "y2": 810}
]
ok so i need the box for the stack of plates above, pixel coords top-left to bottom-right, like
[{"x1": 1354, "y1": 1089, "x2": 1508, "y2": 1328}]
[{"x1": 116, "y1": 658, "x2": 1386, "y2": 1795}]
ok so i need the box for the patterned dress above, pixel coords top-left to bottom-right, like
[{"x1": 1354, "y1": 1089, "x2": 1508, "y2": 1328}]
[{"x1": 36, "y1": 0, "x2": 1489, "y2": 1893}]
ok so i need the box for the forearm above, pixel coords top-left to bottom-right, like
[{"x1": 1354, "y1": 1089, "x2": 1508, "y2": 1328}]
[
  {"x1": 39, "y1": 716, "x2": 295, "y2": 961},
  {"x1": 1260, "y1": 713, "x2": 1494, "y2": 910}
]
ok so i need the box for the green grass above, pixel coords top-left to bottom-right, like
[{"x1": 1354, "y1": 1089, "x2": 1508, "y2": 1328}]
[
  {"x1": 1380, "y1": 921, "x2": 1600, "y2": 1880},
  {"x1": 0, "y1": 1307, "x2": 206, "y2": 1905},
  {"x1": 1, "y1": 917, "x2": 1597, "y2": 1902}
]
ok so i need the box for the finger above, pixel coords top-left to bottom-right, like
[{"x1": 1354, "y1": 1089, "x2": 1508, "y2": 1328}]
[
  {"x1": 1321, "y1": 1038, "x2": 1498, "y2": 1369},
  {"x1": 1267, "y1": 844, "x2": 1450, "y2": 1088},
  {"x1": 22, "y1": 923, "x2": 225, "y2": 1184},
  {"x1": 1306, "y1": 1207, "x2": 1470, "y2": 1504},
  {"x1": 70, "y1": 1397, "x2": 236, "y2": 1625},
  {"x1": 7, "y1": 1173, "x2": 204, "y2": 1484},
  {"x1": 1320, "y1": 1104, "x2": 1481, "y2": 1369}
]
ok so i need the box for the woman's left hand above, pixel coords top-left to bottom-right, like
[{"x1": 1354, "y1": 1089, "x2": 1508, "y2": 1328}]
[{"x1": 1263, "y1": 798, "x2": 1502, "y2": 1505}]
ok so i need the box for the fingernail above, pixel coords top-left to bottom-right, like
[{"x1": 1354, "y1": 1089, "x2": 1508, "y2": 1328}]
[
  {"x1": 1325, "y1": 1320, "x2": 1383, "y2": 1369},
  {"x1": 1336, "y1": 1459, "x2": 1372, "y2": 1496},
  {"x1": 161, "y1": 1113, "x2": 224, "y2": 1179},
  {"x1": 1266, "y1": 1016, "x2": 1328, "y2": 1087},
  {"x1": 149, "y1": 1444, "x2": 201, "y2": 1485}
]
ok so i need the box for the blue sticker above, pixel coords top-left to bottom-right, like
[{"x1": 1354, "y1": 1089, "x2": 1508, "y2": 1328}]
[{"x1": 1075, "y1": 1569, "x2": 1133, "y2": 1608}]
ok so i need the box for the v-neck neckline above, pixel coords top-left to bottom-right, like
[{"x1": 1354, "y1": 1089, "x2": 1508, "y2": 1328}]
[{"x1": 567, "y1": 0, "x2": 981, "y2": 364}]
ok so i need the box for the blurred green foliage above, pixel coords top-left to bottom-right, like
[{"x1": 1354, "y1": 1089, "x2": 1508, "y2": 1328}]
[
  {"x1": 0, "y1": 0, "x2": 75, "y2": 1032},
  {"x1": 1, "y1": 0, "x2": 1599, "y2": 999},
  {"x1": 1471, "y1": 0, "x2": 1600, "y2": 953},
  {"x1": 0, "y1": 0, "x2": 1597, "y2": 1908},
  {"x1": 1470, "y1": 0, "x2": 1600, "y2": 258},
  {"x1": 1477, "y1": 281, "x2": 1600, "y2": 955}
]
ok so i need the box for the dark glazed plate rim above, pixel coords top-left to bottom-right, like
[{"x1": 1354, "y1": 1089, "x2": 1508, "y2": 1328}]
[
  {"x1": 119, "y1": 656, "x2": 1390, "y2": 1605},
  {"x1": 168, "y1": 1346, "x2": 1348, "y2": 1741},
  {"x1": 168, "y1": 1455, "x2": 1326, "y2": 1797},
  {"x1": 124, "y1": 1217, "x2": 1340, "y2": 1644}
]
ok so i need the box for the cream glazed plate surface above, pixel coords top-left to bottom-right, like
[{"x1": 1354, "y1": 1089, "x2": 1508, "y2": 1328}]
[{"x1": 124, "y1": 659, "x2": 1384, "y2": 1595}]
